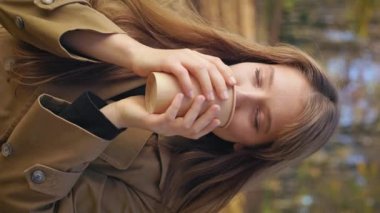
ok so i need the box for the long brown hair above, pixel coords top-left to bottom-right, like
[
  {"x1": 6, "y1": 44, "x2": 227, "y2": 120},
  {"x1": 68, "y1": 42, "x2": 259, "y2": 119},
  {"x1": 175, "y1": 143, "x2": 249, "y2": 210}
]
[{"x1": 8, "y1": 0, "x2": 339, "y2": 212}]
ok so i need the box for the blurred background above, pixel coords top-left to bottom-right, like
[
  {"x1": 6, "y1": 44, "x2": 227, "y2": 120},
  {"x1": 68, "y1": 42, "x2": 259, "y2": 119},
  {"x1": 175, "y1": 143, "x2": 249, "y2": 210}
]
[{"x1": 192, "y1": 0, "x2": 380, "y2": 212}]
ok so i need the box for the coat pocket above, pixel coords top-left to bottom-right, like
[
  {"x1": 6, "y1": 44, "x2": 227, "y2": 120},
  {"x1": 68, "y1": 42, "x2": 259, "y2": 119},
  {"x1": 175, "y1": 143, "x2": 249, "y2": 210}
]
[
  {"x1": 33, "y1": 0, "x2": 90, "y2": 11},
  {"x1": 24, "y1": 164, "x2": 81, "y2": 197}
]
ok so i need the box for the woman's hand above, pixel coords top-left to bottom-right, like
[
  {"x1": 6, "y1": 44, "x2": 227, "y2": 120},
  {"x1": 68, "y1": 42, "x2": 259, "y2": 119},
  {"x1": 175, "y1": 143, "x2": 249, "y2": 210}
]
[
  {"x1": 102, "y1": 94, "x2": 220, "y2": 139},
  {"x1": 143, "y1": 94, "x2": 221, "y2": 138},
  {"x1": 62, "y1": 31, "x2": 236, "y2": 100},
  {"x1": 130, "y1": 46, "x2": 236, "y2": 100}
]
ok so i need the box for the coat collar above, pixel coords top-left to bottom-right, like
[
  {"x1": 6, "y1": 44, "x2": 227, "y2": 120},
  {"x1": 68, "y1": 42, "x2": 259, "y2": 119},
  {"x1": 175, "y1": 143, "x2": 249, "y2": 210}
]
[
  {"x1": 99, "y1": 128, "x2": 172, "y2": 193},
  {"x1": 100, "y1": 127, "x2": 154, "y2": 170}
]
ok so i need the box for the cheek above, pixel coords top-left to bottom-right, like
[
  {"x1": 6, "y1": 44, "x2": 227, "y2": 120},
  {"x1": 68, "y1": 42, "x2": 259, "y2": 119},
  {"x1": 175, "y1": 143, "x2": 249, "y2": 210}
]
[
  {"x1": 225, "y1": 110, "x2": 253, "y2": 142},
  {"x1": 227, "y1": 108, "x2": 273, "y2": 146}
]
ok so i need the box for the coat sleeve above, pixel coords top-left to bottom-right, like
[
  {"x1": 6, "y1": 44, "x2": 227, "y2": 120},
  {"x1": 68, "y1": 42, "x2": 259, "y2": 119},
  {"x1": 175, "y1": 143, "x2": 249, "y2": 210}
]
[
  {"x1": 0, "y1": 94, "x2": 112, "y2": 212},
  {"x1": 0, "y1": 0, "x2": 125, "y2": 61}
]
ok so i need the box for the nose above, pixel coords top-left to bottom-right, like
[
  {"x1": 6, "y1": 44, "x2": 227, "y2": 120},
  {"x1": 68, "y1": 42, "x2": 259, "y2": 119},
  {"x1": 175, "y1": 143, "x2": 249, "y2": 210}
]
[{"x1": 235, "y1": 86, "x2": 268, "y2": 108}]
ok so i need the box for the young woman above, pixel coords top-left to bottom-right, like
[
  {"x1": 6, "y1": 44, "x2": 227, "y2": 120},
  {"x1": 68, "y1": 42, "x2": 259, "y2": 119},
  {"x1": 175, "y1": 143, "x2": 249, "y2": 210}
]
[{"x1": 0, "y1": 0, "x2": 339, "y2": 212}]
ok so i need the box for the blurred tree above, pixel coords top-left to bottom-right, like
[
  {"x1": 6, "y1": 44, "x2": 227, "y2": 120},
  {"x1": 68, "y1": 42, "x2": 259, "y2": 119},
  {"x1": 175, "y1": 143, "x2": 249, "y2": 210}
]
[
  {"x1": 352, "y1": 0, "x2": 376, "y2": 38},
  {"x1": 193, "y1": 0, "x2": 256, "y2": 41}
]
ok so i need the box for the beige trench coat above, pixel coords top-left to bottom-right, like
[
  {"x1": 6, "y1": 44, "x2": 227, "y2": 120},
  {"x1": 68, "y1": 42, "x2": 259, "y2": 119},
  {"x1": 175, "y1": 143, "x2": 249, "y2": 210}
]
[{"x1": 0, "y1": 1, "x2": 173, "y2": 212}]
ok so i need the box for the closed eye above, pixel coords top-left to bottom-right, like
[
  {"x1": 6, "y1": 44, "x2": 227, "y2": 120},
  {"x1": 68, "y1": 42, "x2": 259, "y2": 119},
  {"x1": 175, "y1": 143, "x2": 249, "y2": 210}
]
[
  {"x1": 255, "y1": 68, "x2": 262, "y2": 87},
  {"x1": 254, "y1": 107, "x2": 260, "y2": 131}
]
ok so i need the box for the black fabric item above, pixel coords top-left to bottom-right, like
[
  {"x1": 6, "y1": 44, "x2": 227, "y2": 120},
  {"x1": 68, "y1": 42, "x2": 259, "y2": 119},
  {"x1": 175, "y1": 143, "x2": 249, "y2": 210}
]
[
  {"x1": 109, "y1": 85, "x2": 145, "y2": 101},
  {"x1": 58, "y1": 91, "x2": 125, "y2": 140}
]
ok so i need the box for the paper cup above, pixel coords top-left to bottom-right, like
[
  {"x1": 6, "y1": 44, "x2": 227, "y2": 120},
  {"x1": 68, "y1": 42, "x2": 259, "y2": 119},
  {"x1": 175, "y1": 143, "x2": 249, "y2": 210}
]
[{"x1": 145, "y1": 72, "x2": 236, "y2": 128}]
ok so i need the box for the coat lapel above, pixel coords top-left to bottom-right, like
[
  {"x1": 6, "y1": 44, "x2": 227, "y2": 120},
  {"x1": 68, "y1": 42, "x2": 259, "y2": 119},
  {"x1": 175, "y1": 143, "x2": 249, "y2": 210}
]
[{"x1": 100, "y1": 127, "x2": 153, "y2": 170}]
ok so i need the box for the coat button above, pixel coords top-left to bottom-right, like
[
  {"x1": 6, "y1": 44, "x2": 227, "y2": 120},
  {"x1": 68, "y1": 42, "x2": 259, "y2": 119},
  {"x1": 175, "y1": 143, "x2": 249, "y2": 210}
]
[
  {"x1": 31, "y1": 170, "x2": 46, "y2": 184},
  {"x1": 15, "y1": 16, "x2": 25, "y2": 30},
  {"x1": 1, "y1": 143, "x2": 12, "y2": 157},
  {"x1": 41, "y1": 0, "x2": 54, "y2": 4}
]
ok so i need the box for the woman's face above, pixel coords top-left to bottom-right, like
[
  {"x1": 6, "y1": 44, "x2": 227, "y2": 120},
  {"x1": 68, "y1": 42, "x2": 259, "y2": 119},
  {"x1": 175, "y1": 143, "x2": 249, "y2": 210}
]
[{"x1": 213, "y1": 62, "x2": 312, "y2": 147}]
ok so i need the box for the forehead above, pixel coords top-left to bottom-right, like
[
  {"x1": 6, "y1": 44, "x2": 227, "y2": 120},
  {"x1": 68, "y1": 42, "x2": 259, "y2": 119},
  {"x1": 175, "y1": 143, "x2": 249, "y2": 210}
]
[{"x1": 269, "y1": 64, "x2": 311, "y2": 136}]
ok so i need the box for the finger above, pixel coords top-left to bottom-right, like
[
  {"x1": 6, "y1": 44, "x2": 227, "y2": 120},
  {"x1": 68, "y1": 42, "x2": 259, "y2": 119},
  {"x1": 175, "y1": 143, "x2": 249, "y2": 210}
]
[
  {"x1": 169, "y1": 64, "x2": 194, "y2": 97},
  {"x1": 192, "y1": 104, "x2": 220, "y2": 132},
  {"x1": 183, "y1": 95, "x2": 205, "y2": 127},
  {"x1": 165, "y1": 93, "x2": 184, "y2": 119},
  {"x1": 181, "y1": 58, "x2": 215, "y2": 100},
  {"x1": 195, "y1": 119, "x2": 221, "y2": 138},
  {"x1": 199, "y1": 53, "x2": 237, "y2": 86},
  {"x1": 207, "y1": 66, "x2": 229, "y2": 100},
  {"x1": 196, "y1": 68, "x2": 215, "y2": 101}
]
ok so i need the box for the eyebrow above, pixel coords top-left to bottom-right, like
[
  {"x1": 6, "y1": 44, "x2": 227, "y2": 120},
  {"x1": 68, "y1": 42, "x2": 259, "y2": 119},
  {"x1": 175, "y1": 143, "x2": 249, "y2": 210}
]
[
  {"x1": 268, "y1": 65, "x2": 275, "y2": 88},
  {"x1": 265, "y1": 66, "x2": 275, "y2": 133}
]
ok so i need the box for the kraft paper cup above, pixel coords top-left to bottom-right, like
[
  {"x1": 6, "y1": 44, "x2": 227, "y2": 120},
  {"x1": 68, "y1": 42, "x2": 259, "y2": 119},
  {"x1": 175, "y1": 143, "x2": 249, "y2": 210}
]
[{"x1": 145, "y1": 72, "x2": 236, "y2": 128}]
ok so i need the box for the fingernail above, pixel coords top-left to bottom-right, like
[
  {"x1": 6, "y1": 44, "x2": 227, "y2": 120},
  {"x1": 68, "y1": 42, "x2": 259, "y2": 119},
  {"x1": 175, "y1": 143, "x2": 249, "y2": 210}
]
[
  {"x1": 229, "y1": 77, "x2": 237, "y2": 85},
  {"x1": 215, "y1": 119, "x2": 221, "y2": 126},
  {"x1": 222, "y1": 90, "x2": 229, "y2": 100},
  {"x1": 214, "y1": 105, "x2": 220, "y2": 114},
  {"x1": 188, "y1": 90, "x2": 194, "y2": 98},
  {"x1": 207, "y1": 92, "x2": 215, "y2": 100}
]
